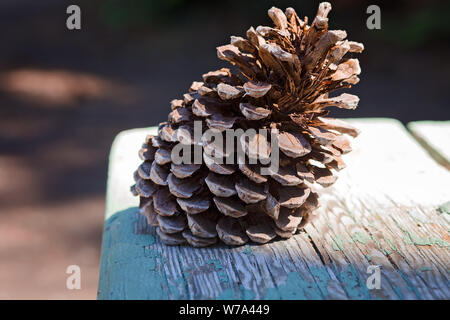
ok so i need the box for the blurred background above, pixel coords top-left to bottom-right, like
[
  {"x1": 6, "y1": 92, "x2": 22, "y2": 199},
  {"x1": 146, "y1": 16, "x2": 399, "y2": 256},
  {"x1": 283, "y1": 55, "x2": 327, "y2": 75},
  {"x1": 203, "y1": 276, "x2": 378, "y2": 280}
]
[{"x1": 0, "y1": 0, "x2": 449, "y2": 299}]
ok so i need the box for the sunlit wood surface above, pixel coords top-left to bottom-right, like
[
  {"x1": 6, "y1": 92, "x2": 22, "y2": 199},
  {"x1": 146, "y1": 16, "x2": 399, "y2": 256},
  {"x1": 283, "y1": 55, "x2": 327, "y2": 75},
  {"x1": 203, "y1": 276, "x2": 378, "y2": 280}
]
[{"x1": 98, "y1": 119, "x2": 449, "y2": 299}]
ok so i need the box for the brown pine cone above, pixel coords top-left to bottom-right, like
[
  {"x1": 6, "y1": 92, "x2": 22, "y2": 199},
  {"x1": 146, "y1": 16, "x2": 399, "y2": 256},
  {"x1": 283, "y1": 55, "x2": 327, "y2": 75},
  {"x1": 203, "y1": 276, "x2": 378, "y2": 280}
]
[{"x1": 131, "y1": 3, "x2": 363, "y2": 247}]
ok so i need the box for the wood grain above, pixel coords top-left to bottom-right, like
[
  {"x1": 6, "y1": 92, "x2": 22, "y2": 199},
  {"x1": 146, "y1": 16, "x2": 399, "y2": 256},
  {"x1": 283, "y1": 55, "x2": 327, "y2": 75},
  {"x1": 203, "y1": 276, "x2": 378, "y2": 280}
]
[{"x1": 98, "y1": 119, "x2": 450, "y2": 300}]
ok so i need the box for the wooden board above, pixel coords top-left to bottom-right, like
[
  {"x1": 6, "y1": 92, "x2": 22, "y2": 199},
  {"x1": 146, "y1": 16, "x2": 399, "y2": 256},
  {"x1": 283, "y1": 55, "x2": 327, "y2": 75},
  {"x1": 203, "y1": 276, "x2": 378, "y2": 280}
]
[
  {"x1": 408, "y1": 121, "x2": 450, "y2": 170},
  {"x1": 98, "y1": 119, "x2": 450, "y2": 300}
]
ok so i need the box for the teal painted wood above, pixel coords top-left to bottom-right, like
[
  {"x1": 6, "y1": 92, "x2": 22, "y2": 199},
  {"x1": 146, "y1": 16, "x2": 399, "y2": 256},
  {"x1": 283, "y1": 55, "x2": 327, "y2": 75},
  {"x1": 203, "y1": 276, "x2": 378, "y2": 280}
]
[
  {"x1": 98, "y1": 208, "x2": 344, "y2": 299},
  {"x1": 98, "y1": 119, "x2": 450, "y2": 300}
]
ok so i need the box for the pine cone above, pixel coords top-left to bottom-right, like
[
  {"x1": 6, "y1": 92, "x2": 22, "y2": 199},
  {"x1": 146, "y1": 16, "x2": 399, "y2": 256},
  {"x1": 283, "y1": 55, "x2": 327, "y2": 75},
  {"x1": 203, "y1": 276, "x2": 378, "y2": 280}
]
[{"x1": 131, "y1": 3, "x2": 363, "y2": 247}]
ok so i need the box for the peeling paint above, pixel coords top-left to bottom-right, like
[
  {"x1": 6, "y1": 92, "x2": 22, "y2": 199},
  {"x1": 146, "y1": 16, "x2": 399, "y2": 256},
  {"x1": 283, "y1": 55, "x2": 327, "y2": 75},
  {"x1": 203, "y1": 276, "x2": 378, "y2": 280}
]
[
  {"x1": 438, "y1": 201, "x2": 450, "y2": 215},
  {"x1": 217, "y1": 286, "x2": 255, "y2": 300},
  {"x1": 331, "y1": 264, "x2": 372, "y2": 300},
  {"x1": 98, "y1": 208, "x2": 178, "y2": 299},
  {"x1": 397, "y1": 270, "x2": 423, "y2": 299},
  {"x1": 351, "y1": 231, "x2": 372, "y2": 244},
  {"x1": 98, "y1": 207, "x2": 444, "y2": 300},
  {"x1": 403, "y1": 230, "x2": 449, "y2": 248},
  {"x1": 332, "y1": 235, "x2": 345, "y2": 251},
  {"x1": 242, "y1": 246, "x2": 253, "y2": 256},
  {"x1": 385, "y1": 238, "x2": 399, "y2": 253},
  {"x1": 101, "y1": 125, "x2": 450, "y2": 300},
  {"x1": 265, "y1": 272, "x2": 322, "y2": 300},
  {"x1": 206, "y1": 259, "x2": 229, "y2": 283},
  {"x1": 419, "y1": 267, "x2": 432, "y2": 272}
]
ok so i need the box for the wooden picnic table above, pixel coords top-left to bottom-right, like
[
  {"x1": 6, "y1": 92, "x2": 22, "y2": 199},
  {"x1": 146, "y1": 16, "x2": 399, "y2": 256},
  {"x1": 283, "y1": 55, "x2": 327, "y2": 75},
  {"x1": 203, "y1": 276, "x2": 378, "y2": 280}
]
[{"x1": 97, "y1": 118, "x2": 449, "y2": 300}]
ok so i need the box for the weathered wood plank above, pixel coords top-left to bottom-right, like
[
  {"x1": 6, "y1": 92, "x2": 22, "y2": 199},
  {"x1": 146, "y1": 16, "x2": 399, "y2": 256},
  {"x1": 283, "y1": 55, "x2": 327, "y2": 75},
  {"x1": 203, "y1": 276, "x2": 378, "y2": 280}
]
[
  {"x1": 408, "y1": 121, "x2": 450, "y2": 170},
  {"x1": 315, "y1": 119, "x2": 450, "y2": 300},
  {"x1": 98, "y1": 119, "x2": 450, "y2": 300}
]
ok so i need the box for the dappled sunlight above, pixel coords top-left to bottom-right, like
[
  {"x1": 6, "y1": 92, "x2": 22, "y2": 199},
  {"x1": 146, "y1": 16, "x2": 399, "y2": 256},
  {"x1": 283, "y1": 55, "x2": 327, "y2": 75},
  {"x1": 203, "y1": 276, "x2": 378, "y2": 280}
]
[
  {"x1": 0, "y1": 197, "x2": 104, "y2": 299},
  {"x1": 0, "y1": 68, "x2": 134, "y2": 107},
  {"x1": 0, "y1": 156, "x2": 41, "y2": 205}
]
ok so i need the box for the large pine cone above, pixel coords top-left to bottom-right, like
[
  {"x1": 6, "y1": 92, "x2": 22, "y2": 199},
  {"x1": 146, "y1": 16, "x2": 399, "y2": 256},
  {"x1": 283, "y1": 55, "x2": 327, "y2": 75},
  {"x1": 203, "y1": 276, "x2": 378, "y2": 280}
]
[{"x1": 131, "y1": 3, "x2": 363, "y2": 247}]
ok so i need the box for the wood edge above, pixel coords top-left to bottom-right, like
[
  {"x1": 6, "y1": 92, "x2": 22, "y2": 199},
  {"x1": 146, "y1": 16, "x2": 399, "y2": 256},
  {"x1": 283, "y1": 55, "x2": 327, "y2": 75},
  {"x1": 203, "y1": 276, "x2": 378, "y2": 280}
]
[
  {"x1": 105, "y1": 127, "x2": 158, "y2": 218},
  {"x1": 407, "y1": 122, "x2": 450, "y2": 170}
]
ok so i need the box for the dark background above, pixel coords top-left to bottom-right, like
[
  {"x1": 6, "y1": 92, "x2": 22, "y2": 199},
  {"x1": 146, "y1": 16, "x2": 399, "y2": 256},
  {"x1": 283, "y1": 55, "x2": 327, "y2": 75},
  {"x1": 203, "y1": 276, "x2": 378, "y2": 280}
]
[{"x1": 0, "y1": 0, "x2": 448, "y2": 299}]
